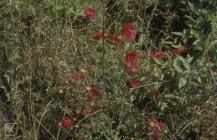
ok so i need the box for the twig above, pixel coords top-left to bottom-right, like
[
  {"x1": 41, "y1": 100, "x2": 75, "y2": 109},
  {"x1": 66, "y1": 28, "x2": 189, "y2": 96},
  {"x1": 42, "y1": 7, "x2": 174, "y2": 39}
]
[
  {"x1": 30, "y1": 113, "x2": 57, "y2": 140},
  {"x1": 63, "y1": 109, "x2": 104, "y2": 140},
  {"x1": 36, "y1": 100, "x2": 54, "y2": 138},
  {"x1": 130, "y1": 80, "x2": 170, "y2": 90},
  {"x1": 208, "y1": 67, "x2": 217, "y2": 85}
]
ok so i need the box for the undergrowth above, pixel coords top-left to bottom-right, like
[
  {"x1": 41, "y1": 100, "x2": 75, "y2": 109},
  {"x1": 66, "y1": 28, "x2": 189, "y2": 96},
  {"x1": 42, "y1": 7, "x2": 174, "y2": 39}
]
[{"x1": 0, "y1": 0, "x2": 217, "y2": 140}]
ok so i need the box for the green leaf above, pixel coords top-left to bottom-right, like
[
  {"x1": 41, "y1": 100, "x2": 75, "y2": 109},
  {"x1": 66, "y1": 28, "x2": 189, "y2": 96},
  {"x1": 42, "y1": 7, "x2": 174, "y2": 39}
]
[
  {"x1": 67, "y1": 7, "x2": 75, "y2": 15},
  {"x1": 154, "y1": 67, "x2": 162, "y2": 77},
  {"x1": 28, "y1": 5, "x2": 36, "y2": 17},
  {"x1": 179, "y1": 77, "x2": 187, "y2": 89},
  {"x1": 197, "y1": 77, "x2": 202, "y2": 84},
  {"x1": 172, "y1": 32, "x2": 183, "y2": 36},
  {"x1": 173, "y1": 57, "x2": 183, "y2": 73},
  {"x1": 178, "y1": 56, "x2": 191, "y2": 71},
  {"x1": 154, "y1": 59, "x2": 164, "y2": 65},
  {"x1": 55, "y1": 5, "x2": 63, "y2": 11}
]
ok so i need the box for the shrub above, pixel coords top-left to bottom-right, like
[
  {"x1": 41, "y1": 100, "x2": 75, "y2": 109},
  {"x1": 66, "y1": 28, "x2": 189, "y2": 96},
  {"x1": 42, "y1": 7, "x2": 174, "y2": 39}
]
[{"x1": 0, "y1": 0, "x2": 217, "y2": 139}]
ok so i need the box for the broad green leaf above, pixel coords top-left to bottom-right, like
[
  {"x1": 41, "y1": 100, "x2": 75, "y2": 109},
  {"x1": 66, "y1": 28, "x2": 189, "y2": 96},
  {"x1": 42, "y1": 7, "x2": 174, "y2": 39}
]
[
  {"x1": 173, "y1": 57, "x2": 183, "y2": 73},
  {"x1": 178, "y1": 56, "x2": 191, "y2": 71},
  {"x1": 179, "y1": 77, "x2": 187, "y2": 89}
]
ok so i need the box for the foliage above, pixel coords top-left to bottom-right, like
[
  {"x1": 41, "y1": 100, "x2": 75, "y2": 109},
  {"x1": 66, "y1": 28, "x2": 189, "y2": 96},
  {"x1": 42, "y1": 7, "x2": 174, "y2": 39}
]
[{"x1": 0, "y1": 0, "x2": 217, "y2": 139}]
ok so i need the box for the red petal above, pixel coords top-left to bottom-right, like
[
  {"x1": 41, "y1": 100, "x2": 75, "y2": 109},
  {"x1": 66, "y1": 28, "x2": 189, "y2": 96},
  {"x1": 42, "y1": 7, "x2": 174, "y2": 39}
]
[
  {"x1": 130, "y1": 79, "x2": 141, "y2": 88},
  {"x1": 124, "y1": 23, "x2": 137, "y2": 42},
  {"x1": 84, "y1": 8, "x2": 97, "y2": 20},
  {"x1": 152, "y1": 128, "x2": 160, "y2": 140},
  {"x1": 86, "y1": 86, "x2": 101, "y2": 103},
  {"x1": 90, "y1": 32, "x2": 108, "y2": 41},
  {"x1": 147, "y1": 117, "x2": 158, "y2": 126},
  {"x1": 152, "y1": 50, "x2": 167, "y2": 59},
  {"x1": 72, "y1": 72, "x2": 84, "y2": 82},
  {"x1": 151, "y1": 91, "x2": 161, "y2": 96},
  {"x1": 140, "y1": 126, "x2": 147, "y2": 135},
  {"x1": 61, "y1": 117, "x2": 74, "y2": 129},
  {"x1": 125, "y1": 51, "x2": 137, "y2": 64},
  {"x1": 83, "y1": 108, "x2": 91, "y2": 116},
  {"x1": 99, "y1": 32, "x2": 108, "y2": 37},
  {"x1": 158, "y1": 121, "x2": 166, "y2": 130},
  {"x1": 90, "y1": 33, "x2": 101, "y2": 41},
  {"x1": 127, "y1": 62, "x2": 139, "y2": 73},
  {"x1": 171, "y1": 47, "x2": 187, "y2": 55},
  {"x1": 86, "y1": 95, "x2": 94, "y2": 103},
  {"x1": 111, "y1": 34, "x2": 124, "y2": 46}
]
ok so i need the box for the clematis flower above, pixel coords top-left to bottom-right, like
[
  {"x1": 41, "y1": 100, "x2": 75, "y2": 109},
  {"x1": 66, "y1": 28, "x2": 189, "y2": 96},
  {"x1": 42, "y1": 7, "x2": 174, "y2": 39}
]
[
  {"x1": 84, "y1": 8, "x2": 97, "y2": 20},
  {"x1": 61, "y1": 117, "x2": 74, "y2": 129},
  {"x1": 111, "y1": 34, "x2": 124, "y2": 46},
  {"x1": 171, "y1": 47, "x2": 187, "y2": 55},
  {"x1": 123, "y1": 23, "x2": 137, "y2": 42},
  {"x1": 129, "y1": 79, "x2": 141, "y2": 88},
  {"x1": 90, "y1": 32, "x2": 108, "y2": 41},
  {"x1": 152, "y1": 50, "x2": 167, "y2": 60}
]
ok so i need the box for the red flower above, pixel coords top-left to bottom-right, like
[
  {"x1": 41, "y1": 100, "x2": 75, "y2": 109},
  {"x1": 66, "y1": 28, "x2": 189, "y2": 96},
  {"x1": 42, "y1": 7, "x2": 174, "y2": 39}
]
[
  {"x1": 125, "y1": 51, "x2": 137, "y2": 64},
  {"x1": 90, "y1": 89, "x2": 101, "y2": 98},
  {"x1": 148, "y1": 117, "x2": 167, "y2": 129},
  {"x1": 152, "y1": 91, "x2": 161, "y2": 97},
  {"x1": 90, "y1": 33, "x2": 101, "y2": 41},
  {"x1": 127, "y1": 62, "x2": 139, "y2": 73},
  {"x1": 125, "y1": 51, "x2": 139, "y2": 72},
  {"x1": 99, "y1": 32, "x2": 108, "y2": 37},
  {"x1": 152, "y1": 127, "x2": 160, "y2": 140},
  {"x1": 84, "y1": 8, "x2": 97, "y2": 20},
  {"x1": 111, "y1": 34, "x2": 124, "y2": 46},
  {"x1": 130, "y1": 79, "x2": 141, "y2": 88},
  {"x1": 171, "y1": 47, "x2": 187, "y2": 55},
  {"x1": 61, "y1": 117, "x2": 74, "y2": 129},
  {"x1": 152, "y1": 50, "x2": 167, "y2": 60},
  {"x1": 140, "y1": 126, "x2": 147, "y2": 135},
  {"x1": 86, "y1": 95, "x2": 94, "y2": 103},
  {"x1": 83, "y1": 108, "x2": 91, "y2": 116},
  {"x1": 72, "y1": 72, "x2": 84, "y2": 82},
  {"x1": 86, "y1": 85, "x2": 101, "y2": 103},
  {"x1": 148, "y1": 117, "x2": 159, "y2": 128},
  {"x1": 123, "y1": 23, "x2": 137, "y2": 42},
  {"x1": 90, "y1": 32, "x2": 108, "y2": 41},
  {"x1": 158, "y1": 121, "x2": 166, "y2": 130},
  {"x1": 147, "y1": 117, "x2": 167, "y2": 139}
]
